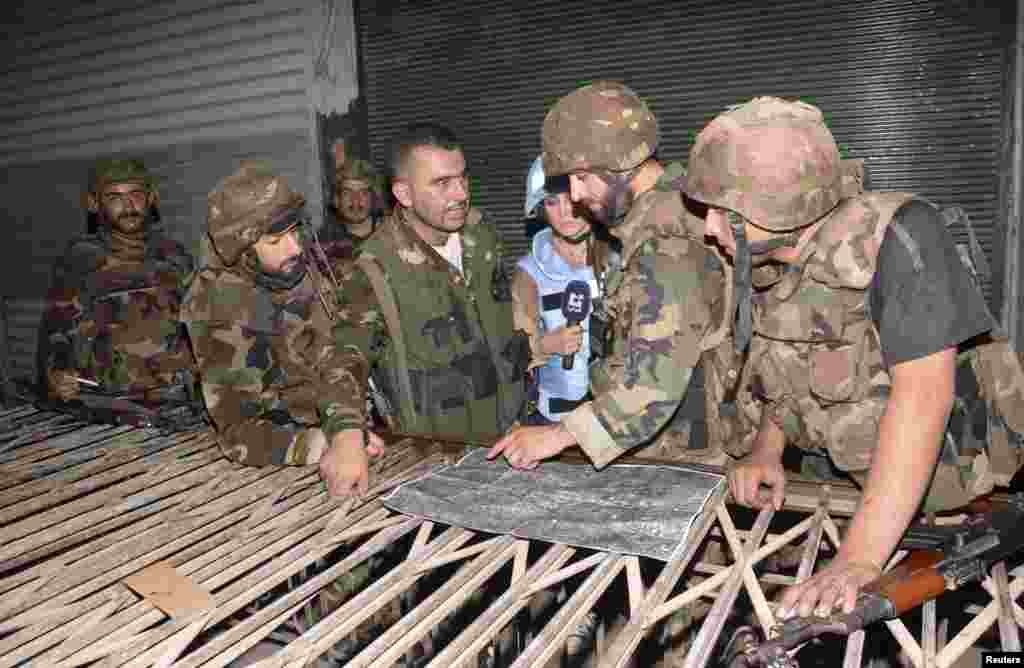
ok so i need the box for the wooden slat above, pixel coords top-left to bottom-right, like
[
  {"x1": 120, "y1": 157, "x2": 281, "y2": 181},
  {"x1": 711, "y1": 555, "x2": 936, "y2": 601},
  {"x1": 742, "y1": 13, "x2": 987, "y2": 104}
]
[{"x1": 0, "y1": 419, "x2": 1018, "y2": 668}]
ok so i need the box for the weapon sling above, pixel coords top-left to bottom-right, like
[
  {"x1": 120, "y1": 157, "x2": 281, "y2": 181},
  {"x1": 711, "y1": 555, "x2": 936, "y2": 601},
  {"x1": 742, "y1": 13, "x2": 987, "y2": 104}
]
[{"x1": 356, "y1": 255, "x2": 418, "y2": 430}]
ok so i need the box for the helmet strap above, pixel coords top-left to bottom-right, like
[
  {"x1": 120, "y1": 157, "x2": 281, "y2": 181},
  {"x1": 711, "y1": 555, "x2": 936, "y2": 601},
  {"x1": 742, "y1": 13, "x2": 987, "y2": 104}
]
[
  {"x1": 551, "y1": 227, "x2": 592, "y2": 245},
  {"x1": 748, "y1": 233, "x2": 799, "y2": 255},
  {"x1": 596, "y1": 168, "x2": 639, "y2": 227},
  {"x1": 732, "y1": 219, "x2": 753, "y2": 354}
]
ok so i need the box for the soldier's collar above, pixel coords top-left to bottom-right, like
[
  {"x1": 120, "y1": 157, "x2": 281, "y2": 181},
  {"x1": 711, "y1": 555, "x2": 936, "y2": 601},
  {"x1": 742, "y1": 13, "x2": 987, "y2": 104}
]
[{"x1": 394, "y1": 207, "x2": 466, "y2": 280}]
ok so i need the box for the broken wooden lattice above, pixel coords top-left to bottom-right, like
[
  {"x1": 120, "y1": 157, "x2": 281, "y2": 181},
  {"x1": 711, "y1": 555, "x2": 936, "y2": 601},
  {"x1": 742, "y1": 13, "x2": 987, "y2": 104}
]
[{"x1": 0, "y1": 405, "x2": 1020, "y2": 667}]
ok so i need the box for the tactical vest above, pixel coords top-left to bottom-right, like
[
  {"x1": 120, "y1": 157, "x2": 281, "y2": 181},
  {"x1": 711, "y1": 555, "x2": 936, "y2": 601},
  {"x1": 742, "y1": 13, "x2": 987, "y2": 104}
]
[
  {"x1": 749, "y1": 192, "x2": 1024, "y2": 507},
  {"x1": 357, "y1": 210, "x2": 525, "y2": 441},
  {"x1": 75, "y1": 253, "x2": 191, "y2": 393},
  {"x1": 517, "y1": 228, "x2": 601, "y2": 421}
]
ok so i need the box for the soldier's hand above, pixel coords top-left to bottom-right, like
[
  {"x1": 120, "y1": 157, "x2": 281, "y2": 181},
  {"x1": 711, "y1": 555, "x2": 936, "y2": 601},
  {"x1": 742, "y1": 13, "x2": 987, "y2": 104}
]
[
  {"x1": 47, "y1": 369, "x2": 80, "y2": 403},
  {"x1": 487, "y1": 424, "x2": 575, "y2": 469},
  {"x1": 729, "y1": 445, "x2": 786, "y2": 511},
  {"x1": 319, "y1": 429, "x2": 385, "y2": 497},
  {"x1": 541, "y1": 325, "x2": 583, "y2": 357},
  {"x1": 778, "y1": 557, "x2": 883, "y2": 619}
]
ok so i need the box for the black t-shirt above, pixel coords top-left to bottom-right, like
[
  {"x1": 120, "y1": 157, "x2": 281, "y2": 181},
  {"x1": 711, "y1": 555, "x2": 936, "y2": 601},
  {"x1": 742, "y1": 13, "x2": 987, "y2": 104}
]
[{"x1": 868, "y1": 199, "x2": 994, "y2": 369}]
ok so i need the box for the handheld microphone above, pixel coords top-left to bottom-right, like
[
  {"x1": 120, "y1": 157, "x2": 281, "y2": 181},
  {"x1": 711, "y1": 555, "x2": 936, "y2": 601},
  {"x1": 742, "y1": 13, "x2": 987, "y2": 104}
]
[{"x1": 561, "y1": 280, "x2": 592, "y2": 370}]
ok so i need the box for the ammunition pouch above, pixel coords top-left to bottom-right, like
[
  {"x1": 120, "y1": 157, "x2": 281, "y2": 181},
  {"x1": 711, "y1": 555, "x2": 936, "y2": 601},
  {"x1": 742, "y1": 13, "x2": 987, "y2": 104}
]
[
  {"x1": 492, "y1": 260, "x2": 514, "y2": 302},
  {"x1": 421, "y1": 301, "x2": 474, "y2": 348},
  {"x1": 589, "y1": 301, "x2": 612, "y2": 362},
  {"x1": 409, "y1": 344, "x2": 500, "y2": 416}
]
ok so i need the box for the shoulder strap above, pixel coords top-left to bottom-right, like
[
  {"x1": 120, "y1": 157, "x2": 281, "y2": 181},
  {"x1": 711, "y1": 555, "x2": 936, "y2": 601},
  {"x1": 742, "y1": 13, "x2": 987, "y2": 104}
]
[{"x1": 355, "y1": 254, "x2": 417, "y2": 429}]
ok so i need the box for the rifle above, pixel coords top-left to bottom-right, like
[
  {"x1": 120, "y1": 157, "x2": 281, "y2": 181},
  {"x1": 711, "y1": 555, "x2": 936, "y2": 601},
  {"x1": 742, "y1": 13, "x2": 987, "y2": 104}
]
[
  {"x1": 723, "y1": 494, "x2": 1024, "y2": 668},
  {"x1": 73, "y1": 389, "x2": 207, "y2": 432},
  {"x1": 20, "y1": 378, "x2": 209, "y2": 433}
]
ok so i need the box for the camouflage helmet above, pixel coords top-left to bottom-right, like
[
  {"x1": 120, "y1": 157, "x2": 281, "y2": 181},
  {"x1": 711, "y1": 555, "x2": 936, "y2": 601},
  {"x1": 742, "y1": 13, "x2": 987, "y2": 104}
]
[
  {"x1": 85, "y1": 159, "x2": 159, "y2": 208},
  {"x1": 542, "y1": 81, "x2": 658, "y2": 177},
  {"x1": 206, "y1": 161, "x2": 306, "y2": 266},
  {"x1": 683, "y1": 97, "x2": 843, "y2": 232},
  {"x1": 336, "y1": 158, "x2": 383, "y2": 192}
]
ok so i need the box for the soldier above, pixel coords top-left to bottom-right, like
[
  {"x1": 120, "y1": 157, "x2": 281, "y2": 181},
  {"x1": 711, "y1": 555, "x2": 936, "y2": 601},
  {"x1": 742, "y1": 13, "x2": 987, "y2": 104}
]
[
  {"x1": 181, "y1": 161, "x2": 380, "y2": 496},
  {"x1": 514, "y1": 155, "x2": 617, "y2": 426},
  {"x1": 490, "y1": 81, "x2": 755, "y2": 469},
  {"x1": 320, "y1": 156, "x2": 387, "y2": 265},
  {"x1": 38, "y1": 159, "x2": 200, "y2": 427},
  {"x1": 681, "y1": 97, "x2": 1024, "y2": 619},
  {"x1": 332, "y1": 122, "x2": 528, "y2": 441}
]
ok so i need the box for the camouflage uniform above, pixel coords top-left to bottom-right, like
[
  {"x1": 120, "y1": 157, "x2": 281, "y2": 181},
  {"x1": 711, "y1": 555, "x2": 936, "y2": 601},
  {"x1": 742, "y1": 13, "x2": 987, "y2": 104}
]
[
  {"x1": 38, "y1": 160, "x2": 197, "y2": 407},
  {"x1": 180, "y1": 162, "x2": 367, "y2": 466},
  {"x1": 333, "y1": 206, "x2": 527, "y2": 440},
  {"x1": 542, "y1": 82, "x2": 757, "y2": 467},
  {"x1": 684, "y1": 97, "x2": 1024, "y2": 510}
]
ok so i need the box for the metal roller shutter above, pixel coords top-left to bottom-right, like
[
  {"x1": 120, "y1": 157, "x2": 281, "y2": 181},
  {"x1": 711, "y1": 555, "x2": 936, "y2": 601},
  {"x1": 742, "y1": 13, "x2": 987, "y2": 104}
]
[
  {"x1": 1, "y1": 0, "x2": 315, "y2": 165},
  {"x1": 1, "y1": 0, "x2": 324, "y2": 286},
  {"x1": 358, "y1": 0, "x2": 1013, "y2": 311}
]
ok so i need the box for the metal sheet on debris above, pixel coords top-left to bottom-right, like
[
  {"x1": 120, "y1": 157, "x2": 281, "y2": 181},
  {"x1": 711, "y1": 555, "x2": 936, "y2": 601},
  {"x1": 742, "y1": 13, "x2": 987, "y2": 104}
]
[{"x1": 383, "y1": 449, "x2": 724, "y2": 561}]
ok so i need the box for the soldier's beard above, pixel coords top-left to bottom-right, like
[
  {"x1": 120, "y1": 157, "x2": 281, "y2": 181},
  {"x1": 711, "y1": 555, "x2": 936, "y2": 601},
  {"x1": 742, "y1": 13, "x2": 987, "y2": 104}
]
[
  {"x1": 100, "y1": 208, "x2": 156, "y2": 262},
  {"x1": 99, "y1": 206, "x2": 154, "y2": 236},
  {"x1": 247, "y1": 252, "x2": 307, "y2": 291},
  {"x1": 338, "y1": 204, "x2": 369, "y2": 227},
  {"x1": 594, "y1": 173, "x2": 634, "y2": 228}
]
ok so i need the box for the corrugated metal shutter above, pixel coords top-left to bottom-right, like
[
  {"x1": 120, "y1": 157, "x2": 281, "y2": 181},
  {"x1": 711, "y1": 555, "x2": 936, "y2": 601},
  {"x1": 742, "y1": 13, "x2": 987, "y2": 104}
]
[
  {"x1": 0, "y1": 0, "x2": 323, "y2": 260},
  {"x1": 0, "y1": 298, "x2": 47, "y2": 394},
  {"x1": 0, "y1": 0, "x2": 331, "y2": 379},
  {"x1": 358, "y1": 0, "x2": 1012, "y2": 308},
  {"x1": 1, "y1": 0, "x2": 314, "y2": 166}
]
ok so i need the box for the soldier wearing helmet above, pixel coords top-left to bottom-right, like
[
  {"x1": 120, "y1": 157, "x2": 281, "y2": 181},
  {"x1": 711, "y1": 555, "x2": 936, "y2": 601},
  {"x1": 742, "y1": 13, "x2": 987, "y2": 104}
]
[
  {"x1": 683, "y1": 96, "x2": 1024, "y2": 620},
  {"x1": 490, "y1": 82, "x2": 756, "y2": 470},
  {"x1": 512, "y1": 155, "x2": 617, "y2": 426},
  {"x1": 37, "y1": 159, "x2": 200, "y2": 427},
  {"x1": 180, "y1": 161, "x2": 382, "y2": 497},
  {"x1": 319, "y1": 139, "x2": 388, "y2": 266}
]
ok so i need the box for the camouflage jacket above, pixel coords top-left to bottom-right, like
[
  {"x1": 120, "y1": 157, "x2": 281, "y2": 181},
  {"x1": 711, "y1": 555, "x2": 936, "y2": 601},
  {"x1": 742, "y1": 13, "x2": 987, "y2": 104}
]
[
  {"x1": 38, "y1": 227, "x2": 194, "y2": 394},
  {"x1": 333, "y1": 207, "x2": 526, "y2": 441},
  {"x1": 561, "y1": 173, "x2": 732, "y2": 468},
  {"x1": 315, "y1": 214, "x2": 380, "y2": 271},
  {"x1": 747, "y1": 192, "x2": 1024, "y2": 501},
  {"x1": 180, "y1": 253, "x2": 367, "y2": 467}
]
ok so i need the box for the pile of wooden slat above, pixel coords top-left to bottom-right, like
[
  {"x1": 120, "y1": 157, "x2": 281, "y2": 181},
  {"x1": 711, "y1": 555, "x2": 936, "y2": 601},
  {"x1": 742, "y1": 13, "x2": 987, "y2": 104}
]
[{"x1": 0, "y1": 405, "x2": 1020, "y2": 668}]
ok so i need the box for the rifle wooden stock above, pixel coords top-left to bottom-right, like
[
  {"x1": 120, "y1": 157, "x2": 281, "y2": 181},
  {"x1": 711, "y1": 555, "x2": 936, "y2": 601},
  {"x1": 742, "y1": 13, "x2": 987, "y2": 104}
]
[{"x1": 862, "y1": 549, "x2": 948, "y2": 617}]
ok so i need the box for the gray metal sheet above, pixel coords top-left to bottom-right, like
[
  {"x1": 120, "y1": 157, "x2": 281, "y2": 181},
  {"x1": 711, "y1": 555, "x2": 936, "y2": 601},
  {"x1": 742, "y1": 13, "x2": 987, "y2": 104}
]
[
  {"x1": 358, "y1": 0, "x2": 1013, "y2": 307},
  {"x1": 383, "y1": 449, "x2": 724, "y2": 561}
]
